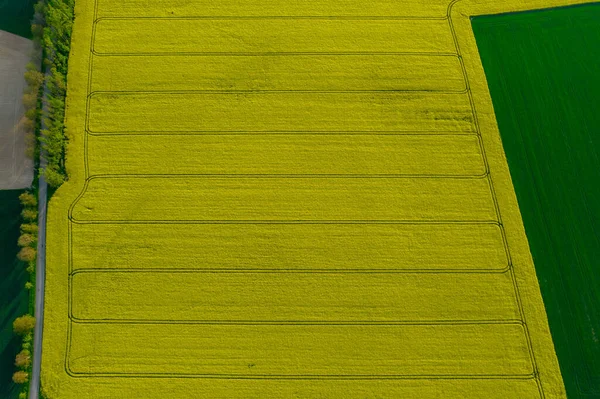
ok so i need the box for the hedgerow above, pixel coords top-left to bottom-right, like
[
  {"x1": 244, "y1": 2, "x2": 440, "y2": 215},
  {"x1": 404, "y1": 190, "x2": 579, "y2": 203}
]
[{"x1": 38, "y1": 0, "x2": 75, "y2": 187}]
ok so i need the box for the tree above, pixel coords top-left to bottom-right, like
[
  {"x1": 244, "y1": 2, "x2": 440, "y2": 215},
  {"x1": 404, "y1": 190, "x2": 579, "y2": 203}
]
[
  {"x1": 12, "y1": 371, "x2": 29, "y2": 384},
  {"x1": 24, "y1": 63, "x2": 44, "y2": 88},
  {"x1": 15, "y1": 349, "x2": 31, "y2": 369},
  {"x1": 42, "y1": 166, "x2": 66, "y2": 188},
  {"x1": 24, "y1": 107, "x2": 38, "y2": 121},
  {"x1": 19, "y1": 192, "x2": 37, "y2": 207},
  {"x1": 21, "y1": 208, "x2": 38, "y2": 221},
  {"x1": 21, "y1": 223, "x2": 39, "y2": 234},
  {"x1": 22, "y1": 92, "x2": 38, "y2": 110},
  {"x1": 20, "y1": 115, "x2": 36, "y2": 132},
  {"x1": 18, "y1": 234, "x2": 36, "y2": 247},
  {"x1": 13, "y1": 315, "x2": 36, "y2": 335},
  {"x1": 17, "y1": 247, "x2": 36, "y2": 262}
]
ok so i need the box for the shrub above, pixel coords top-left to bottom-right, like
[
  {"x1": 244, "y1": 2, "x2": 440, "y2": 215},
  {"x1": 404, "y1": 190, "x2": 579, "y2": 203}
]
[
  {"x1": 13, "y1": 315, "x2": 36, "y2": 335},
  {"x1": 26, "y1": 262, "x2": 35, "y2": 274},
  {"x1": 21, "y1": 208, "x2": 38, "y2": 221},
  {"x1": 24, "y1": 107, "x2": 38, "y2": 121},
  {"x1": 24, "y1": 131, "x2": 37, "y2": 159},
  {"x1": 42, "y1": 166, "x2": 66, "y2": 187},
  {"x1": 21, "y1": 223, "x2": 39, "y2": 234},
  {"x1": 19, "y1": 391, "x2": 27, "y2": 399},
  {"x1": 22, "y1": 92, "x2": 38, "y2": 110},
  {"x1": 17, "y1": 247, "x2": 36, "y2": 262},
  {"x1": 12, "y1": 371, "x2": 29, "y2": 384},
  {"x1": 20, "y1": 115, "x2": 36, "y2": 132},
  {"x1": 18, "y1": 234, "x2": 36, "y2": 247},
  {"x1": 24, "y1": 63, "x2": 44, "y2": 88},
  {"x1": 19, "y1": 192, "x2": 37, "y2": 207},
  {"x1": 15, "y1": 349, "x2": 32, "y2": 369}
]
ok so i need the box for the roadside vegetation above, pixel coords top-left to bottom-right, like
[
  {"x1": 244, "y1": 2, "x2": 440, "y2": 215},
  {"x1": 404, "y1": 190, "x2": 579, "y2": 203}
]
[
  {"x1": 8, "y1": 191, "x2": 39, "y2": 399},
  {"x1": 0, "y1": 191, "x2": 29, "y2": 399},
  {"x1": 3, "y1": 1, "x2": 74, "y2": 398},
  {"x1": 36, "y1": 0, "x2": 75, "y2": 188}
]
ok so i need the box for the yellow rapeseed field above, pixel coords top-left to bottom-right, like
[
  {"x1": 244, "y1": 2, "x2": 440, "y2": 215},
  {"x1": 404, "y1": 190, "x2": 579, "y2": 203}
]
[{"x1": 42, "y1": 0, "x2": 592, "y2": 397}]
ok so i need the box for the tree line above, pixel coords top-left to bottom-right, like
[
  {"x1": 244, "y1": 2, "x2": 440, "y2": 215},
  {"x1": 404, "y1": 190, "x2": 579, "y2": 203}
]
[
  {"x1": 9, "y1": 1, "x2": 74, "y2": 398},
  {"x1": 33, "y1": 0, "x2": 75, "y2": 187}
]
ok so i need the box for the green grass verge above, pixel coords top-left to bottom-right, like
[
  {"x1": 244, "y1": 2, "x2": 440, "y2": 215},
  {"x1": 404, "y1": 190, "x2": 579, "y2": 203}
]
[
  {"x1": 472, "y1": 4, "x2": 600, "y2": 398},
  {"x1": 0, "y1": 190, "x2": 28, "y2": 398},
  {"x1": 0, "y1": 0, "x2": 35, "y2": 38}
]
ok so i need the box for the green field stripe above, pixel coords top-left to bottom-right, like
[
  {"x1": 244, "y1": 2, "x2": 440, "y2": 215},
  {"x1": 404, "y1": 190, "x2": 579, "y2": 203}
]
[
  {"x1": 87, "y1": 92, "x2": 475, "y2": 134},
  {"x1": 87, "y1": 134, "x2": 484, "y2": 177},
  {"x1": 91, "y1": 54, "x2": 465, "y2": 92},
  {"x1": 70, "y1": 177, "x2": 496, "y2": 222},
  {"x1": 71, "y1": 223, "x2": 508, "y2": 272},
  {"x1": 93, "y1": 18, "x2": 454, "y2": 55},
  {"x1": 71, "y1": 271, "x2": 519, "y2": 322},
  {"x1": 95, "y1": 0, "x2": 451, "y2": 19},
  {"x1": 68, "y1": 323, "x2": 532, "y2": 376}
]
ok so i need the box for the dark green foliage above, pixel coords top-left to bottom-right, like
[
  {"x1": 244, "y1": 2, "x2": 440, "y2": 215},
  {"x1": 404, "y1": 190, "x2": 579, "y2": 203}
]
[{"x1": 473, "y1": 5, "x2": 600, "y2": 398}]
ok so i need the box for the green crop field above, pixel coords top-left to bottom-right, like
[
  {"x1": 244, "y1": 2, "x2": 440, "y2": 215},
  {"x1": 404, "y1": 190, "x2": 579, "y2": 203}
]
[
  {"x1": 0, "y1": 0, "x2": 35, "y2": 38},
  {"x1": 473, "y1": 4, "x2": 600, "y2": 398},
  {"x1": 0, "y1": 190, "x2": 28, "y2": 399}
]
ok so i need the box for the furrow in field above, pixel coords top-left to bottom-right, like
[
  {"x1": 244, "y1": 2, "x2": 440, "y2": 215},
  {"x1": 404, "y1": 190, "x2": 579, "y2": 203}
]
[
  {"x1": 86, "y1": 134, "x2": 485, "y2": 176},
  {"x1": 70, "y1": 177, "x2": 496, "y2": 222},
  {"x1": 68, "y1": 323, "x2": 532, "y2": 376},
  {"x1": 71, "y1": 271, "x2": 519, "y2": 322},
  {"x1": 71, "y1": 223, "x2": 508, "y2": 272},
  {"x1": 90, "y1": 54, "x2": 466, "y2": 92},
  {"x1": 93, "y1": 18, "x2": 454, "y2": 55},
  {"x1": 95, "y1": 0, "x2": 452, "y2": 18},
  {"x1": 87, "y1": 92, "x2": 475, "y2": 134}
]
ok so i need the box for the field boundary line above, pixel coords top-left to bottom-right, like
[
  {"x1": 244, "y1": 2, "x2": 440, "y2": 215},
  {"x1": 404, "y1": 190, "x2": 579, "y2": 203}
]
[
  {"x1": 93, "y1": 16, "x2": 452, "y2": 21},
  {"x1": 69, "y1": 267, "x2": 512, "y2": 274},
  {"x1": 87, "y1": 88, "x2": 469, "y2": 94},
  {"x1": 83, "y1": 173, "x2": 491, "y2": 178},
  {"x1": 67, "y1": 318, "x2": 526, "y2": 326},
  {"x1": 62, "y1": 373, "x2": 539, "y2": 380},
  {"x1": 67, "y1": 219, "x2": 503, "y2": 225},
  {"x1": 85, "y1": 130, "x2": 479, "y2": 136},
  {"x1": 92, "y1": 51, "x2": 461, "y2": 57},
  {"x1": 61, "y1": 0, "x2": 537, "y2": 387}
]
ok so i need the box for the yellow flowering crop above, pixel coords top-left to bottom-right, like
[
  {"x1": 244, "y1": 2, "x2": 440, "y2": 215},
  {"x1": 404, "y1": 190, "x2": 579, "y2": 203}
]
[{"x1": 42, "y1": 0, "x2": 592, "y2": 397}]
